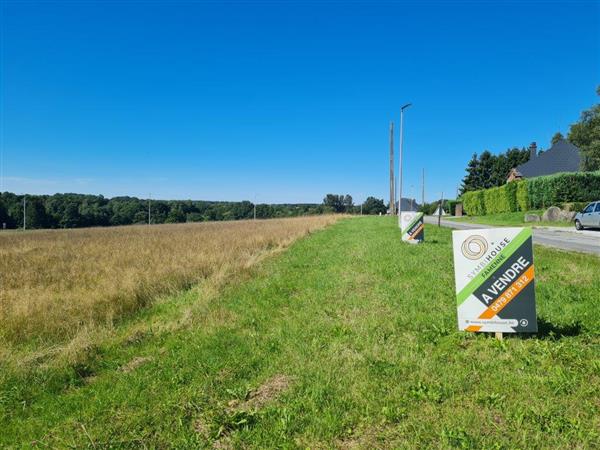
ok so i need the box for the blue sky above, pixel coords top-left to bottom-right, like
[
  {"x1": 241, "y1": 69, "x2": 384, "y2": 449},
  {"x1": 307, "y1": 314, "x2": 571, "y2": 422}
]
[{"x1": 1, "y1": 1, "x2": 599, "y2": 203}]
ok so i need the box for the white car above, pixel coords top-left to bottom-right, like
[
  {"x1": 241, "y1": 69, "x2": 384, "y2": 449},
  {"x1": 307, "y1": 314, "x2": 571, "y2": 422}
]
[{"x1": 574, "y1": 201, "x2": 600, "y2": 230}]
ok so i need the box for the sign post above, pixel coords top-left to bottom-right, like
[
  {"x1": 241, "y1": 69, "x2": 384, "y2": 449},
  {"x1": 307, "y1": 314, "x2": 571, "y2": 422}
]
[
  {"x1": 452, "y1": 227, "x2": 537, "y2": 335},
  {"x1": 400, "y1": 211, "x2": 424, "y2": 243}
]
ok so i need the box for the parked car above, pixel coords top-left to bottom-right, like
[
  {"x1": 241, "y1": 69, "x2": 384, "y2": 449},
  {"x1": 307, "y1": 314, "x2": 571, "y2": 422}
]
[{"x1": 574, "y1": 201, "x2": 600, "y2": 230}]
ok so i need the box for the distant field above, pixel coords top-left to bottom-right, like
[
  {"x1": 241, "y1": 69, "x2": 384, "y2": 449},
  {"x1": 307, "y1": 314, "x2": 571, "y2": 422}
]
[
  {"x1": 447, "y1": 210, "x2": 573, "y2": 227},
  {"x1": 1, "y1": 217, "x2": 598, "y2": 448},
  {"x1": 0, "y1": 216, "x2": 339, "y2": 361}
]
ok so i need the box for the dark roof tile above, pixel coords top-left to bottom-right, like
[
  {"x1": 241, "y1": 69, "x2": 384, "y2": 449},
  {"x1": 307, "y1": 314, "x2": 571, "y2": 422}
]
[{"x1": 515, "y1": 140, "x2": 580, "y2": 178}]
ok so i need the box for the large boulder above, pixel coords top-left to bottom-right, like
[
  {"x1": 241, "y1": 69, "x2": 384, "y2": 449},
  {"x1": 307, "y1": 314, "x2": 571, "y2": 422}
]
[
  {"x1": 560, "y1": 210, "x2": 576, "y2": 222},
  {"x1": 542, "y1": 206, "x2": 562, "y2": 222},
  {"x1": 524, "y1": 213, "x2": 541, "y2": 222}
]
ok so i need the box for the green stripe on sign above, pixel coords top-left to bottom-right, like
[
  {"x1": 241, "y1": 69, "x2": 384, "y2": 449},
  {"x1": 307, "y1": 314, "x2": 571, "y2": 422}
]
[
  {"x1": 402, "y1": 213, "x2": 423, "y2": 235},
  {"x1": 456, "y1": 227, "x2": 532, "y2": 306}
]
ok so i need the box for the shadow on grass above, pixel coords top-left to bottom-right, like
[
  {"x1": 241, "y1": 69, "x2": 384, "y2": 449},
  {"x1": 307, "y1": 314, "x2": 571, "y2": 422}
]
[{"x1": 525, "y1": 318, "x2": 583, "y2": 340}]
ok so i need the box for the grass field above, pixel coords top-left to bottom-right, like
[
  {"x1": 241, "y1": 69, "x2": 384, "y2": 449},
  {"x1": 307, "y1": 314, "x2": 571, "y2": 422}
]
[
  {"x1": 447, "y1": 210, "x2": 573, "y2": 227},
  {"x1": 0, "y1": 216, "x2": 339, "y2": 366},
  {"x1": 1, "y1": 217, "x2": 599, "y2": 448}
]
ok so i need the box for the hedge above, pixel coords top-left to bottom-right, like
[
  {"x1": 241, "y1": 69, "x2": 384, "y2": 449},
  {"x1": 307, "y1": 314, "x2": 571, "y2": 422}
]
[
  {"x1": 527, "y1": 171, "x2": 600, "y2": 209},
  {"x1": 516, "y1": 181, "x2": 529, "y2": 211},
  {"x1": 461, "y1": 171, "x2": 600, "y2": 215},
  {"x1": 462, "y1": 190, "x2": 486, "y2": 215},
  {"x1": 462, "y1": 182, "x2": 519, "y2": 215}
]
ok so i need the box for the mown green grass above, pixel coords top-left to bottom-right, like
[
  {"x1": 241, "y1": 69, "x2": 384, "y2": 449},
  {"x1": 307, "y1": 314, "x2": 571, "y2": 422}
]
[
  {"x1": 448, "y1": 210, "x2": 573, "y2": 227},
  {"x1": 1, "y1": 217, "x2": 599, "y2": 448}
]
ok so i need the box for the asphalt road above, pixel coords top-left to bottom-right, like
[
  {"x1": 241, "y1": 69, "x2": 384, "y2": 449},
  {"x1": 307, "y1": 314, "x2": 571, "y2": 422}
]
[{"x1": 424, "y1": 216, "x2": 600, "y2": 256}]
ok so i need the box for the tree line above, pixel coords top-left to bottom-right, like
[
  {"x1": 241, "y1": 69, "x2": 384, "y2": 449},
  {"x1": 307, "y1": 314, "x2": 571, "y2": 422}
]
[
  {"x1": 460, "y1": 147, "x2": 531, "y2": 194},
  {"x1": 0, "y1": 192, "x2": 389, "y2": 230},
  {"x1": 460, "y1": 86, "x2": 600, "y2": 194},
  {"x1": 322, "y1": 194, "x2": 388, "y2": 215}
]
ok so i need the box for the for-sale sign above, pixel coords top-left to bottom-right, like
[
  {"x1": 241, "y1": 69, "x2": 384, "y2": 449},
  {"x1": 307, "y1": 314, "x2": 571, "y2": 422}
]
[
  {"x1": 400, "y1": 212, "x2": 424, "y2": 243},
  {"x1": 452, "y1": 227, "x2": 537, "y2": 333}
]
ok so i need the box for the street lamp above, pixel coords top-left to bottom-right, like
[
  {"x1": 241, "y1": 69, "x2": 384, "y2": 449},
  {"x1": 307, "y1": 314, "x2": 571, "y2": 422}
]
[{"x1": 398, "y1": 103, "x2": 412, "y2": 227}]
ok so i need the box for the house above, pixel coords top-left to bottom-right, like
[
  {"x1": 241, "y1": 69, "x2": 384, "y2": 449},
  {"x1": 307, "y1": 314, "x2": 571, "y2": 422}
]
[
  {"x1": 387, "y1": 198, "x2": 420, "y2": 214},
  {"x1": 507, "y1": 140, "x2": 581, "y2": 182}
]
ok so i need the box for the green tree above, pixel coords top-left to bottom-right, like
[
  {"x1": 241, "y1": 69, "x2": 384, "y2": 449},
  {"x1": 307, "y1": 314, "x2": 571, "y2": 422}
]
[
  {"x1": 568, "y1": 86, "x2": 600, "y2": 171},
  {"x1": 362, "y1": 197, "x2": 386, "y2": 215},
  {"x1": 551, "y1": 132, "x2": 565, "y2": 145},
  {"x1": 323, "y1": 194, "x2": 345, "y2": 213},
  {"x1": 60, "y1": 202, "x2": 81, "y2": 228},
  {"x1": 0, "y1": 198, "x2": 11, "y2": 228},
  {"x1": 478, "y1": 150, "x2": 495, "y2": 189},
  {"x1": 25, "y1": 197, "x2": 52, "y2": 229},
  {"x1": 166, "y1": 205, "x2": 186, "y2": 223},
  {"x1": 460, "y1": 153, "x2": 482, "y2": 194},
  {"x1": 461, "y1": 147, "x2": 530, "y2": 194},
  {"x1": 343, "y1": 195, "x2": 353, "y2": 212}
]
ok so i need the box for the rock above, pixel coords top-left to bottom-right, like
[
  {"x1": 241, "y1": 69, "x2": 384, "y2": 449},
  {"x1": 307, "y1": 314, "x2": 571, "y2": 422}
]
[
  {"x1": 560, "y1": 210, "x2": 576, "y2": 222},
  {"x1": 524, "y1": 213, "x2": 541, "y2": 222},
  {"x1": 542, "y1": 206, "x2": 562, "y2": 222}
]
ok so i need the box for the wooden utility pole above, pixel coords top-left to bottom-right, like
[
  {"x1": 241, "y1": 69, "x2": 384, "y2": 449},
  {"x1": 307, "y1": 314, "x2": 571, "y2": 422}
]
[
  {"x1": 438, "y1": 191, "x2": 444, "y2": 227},
  {"x1": 421, "y1": 168, "x2": 425, "y2": 209},
  {"x1": 389, "y1": 121, "x2": 395, "y2": 215}
]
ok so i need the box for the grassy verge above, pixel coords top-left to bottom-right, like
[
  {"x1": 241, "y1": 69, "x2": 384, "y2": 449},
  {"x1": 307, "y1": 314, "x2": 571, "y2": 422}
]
[
  {"x1": 0, "y1": 216, "x2": 338, "y2": 363},
  {"x1": 447, "y1": 210, "x2": 573, "y2": 227},
  {"x1": 1, "y1": 217, "x2": 598, "y2": 448}
]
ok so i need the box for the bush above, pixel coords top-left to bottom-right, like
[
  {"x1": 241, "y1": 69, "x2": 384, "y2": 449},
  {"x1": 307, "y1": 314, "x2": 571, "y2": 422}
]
[
  {"x1": 516, "y1": 181, "x2": 529, "y2": 211},
  {"x1": 527, "y1": 171, "x2": 600, "y2": 209},
  {"x1": 462, "y1": 190, "x2": 486, "y2": 215}
]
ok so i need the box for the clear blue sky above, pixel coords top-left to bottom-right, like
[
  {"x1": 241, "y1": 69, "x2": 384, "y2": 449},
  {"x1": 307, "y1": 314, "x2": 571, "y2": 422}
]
[{"x1": 1, "y1": 1, "x2": 599, "y2": 204}]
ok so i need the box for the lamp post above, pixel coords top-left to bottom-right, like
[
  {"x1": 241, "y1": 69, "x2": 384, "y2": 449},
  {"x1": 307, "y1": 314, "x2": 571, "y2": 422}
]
[{"x1": 398, "y1": 103, "x2": 412, "y2": 227}]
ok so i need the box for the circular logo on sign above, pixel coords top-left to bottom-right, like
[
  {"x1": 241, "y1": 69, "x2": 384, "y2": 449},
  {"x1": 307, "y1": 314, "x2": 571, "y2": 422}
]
[
  {"x1": 461, "y1": 235, "x2": 488, "y2": 260},
  {"x1": 519, "y1": 319, "x2": 528, "y2": 327}
]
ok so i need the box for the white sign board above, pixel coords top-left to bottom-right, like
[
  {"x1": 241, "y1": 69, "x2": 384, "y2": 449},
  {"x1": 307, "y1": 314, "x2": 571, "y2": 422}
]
[
  {"x1": 400, "y1": 212, "x2": 424, "y2": 243},
  {"x1": 452, "y1": 227, "x2": 537, "y2": 333}
]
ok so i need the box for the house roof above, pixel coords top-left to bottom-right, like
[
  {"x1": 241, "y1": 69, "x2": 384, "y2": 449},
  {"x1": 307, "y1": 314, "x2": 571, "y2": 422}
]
[
  {"x1": 398, "y1": 198, "x2": 420, "y2": 211},
  {"x1": 515, "y1": 140, "x2": 580, "y2": 178}
]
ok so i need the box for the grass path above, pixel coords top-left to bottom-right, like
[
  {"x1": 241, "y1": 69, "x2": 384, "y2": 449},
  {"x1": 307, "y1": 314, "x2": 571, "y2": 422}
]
[{"x1": 1, "y1": 217, "x2": 599, "y2": 448}]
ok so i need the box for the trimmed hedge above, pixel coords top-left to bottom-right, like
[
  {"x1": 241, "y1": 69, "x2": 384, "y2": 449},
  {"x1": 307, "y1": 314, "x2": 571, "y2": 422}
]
[
  {"x1": 462, "y1": 182, "x2": 520, "y2": 215},
  {"x1": 462, "y1": 190, "x2": 486, "y2": 215},
  {"x1": 527, "y1": 171, "x2": 600, "y2": 209},
  {"x1": 516, "y1": 181, "x2": 529, "y2": 211},
  {"x1": 461, "y1": 171, "x2": 600, "y2": 216}
]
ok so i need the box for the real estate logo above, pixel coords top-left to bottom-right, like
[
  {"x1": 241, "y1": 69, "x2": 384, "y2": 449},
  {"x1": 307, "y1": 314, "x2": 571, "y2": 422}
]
[
  {"x1": 461, "y1": 235, "x2": 488, "y2": 260},
  {"x1": 400, "y1": 212, "x2": 424, "y2": 243},
  {"x1": 452, "y1": 227, "x2": 537, "y2": 333}
]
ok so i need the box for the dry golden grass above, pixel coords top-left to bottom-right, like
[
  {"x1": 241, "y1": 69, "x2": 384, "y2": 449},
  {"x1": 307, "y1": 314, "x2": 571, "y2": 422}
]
[{"x1": 0, "y1": 216, "x2": 339, "y2": 347}]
